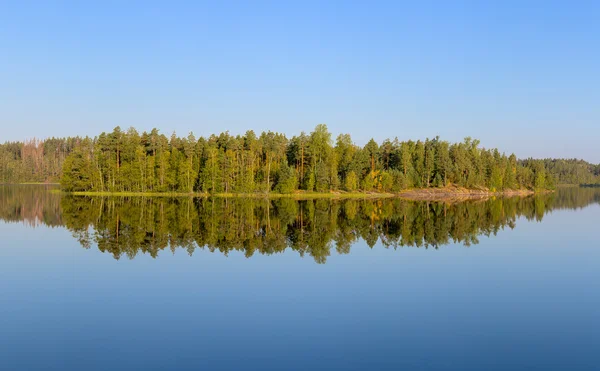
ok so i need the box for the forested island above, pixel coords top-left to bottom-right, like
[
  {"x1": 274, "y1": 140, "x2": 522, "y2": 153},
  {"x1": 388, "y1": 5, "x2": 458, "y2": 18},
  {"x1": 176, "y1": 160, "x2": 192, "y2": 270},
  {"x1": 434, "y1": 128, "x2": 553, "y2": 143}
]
[{"x1": 1, "y1": 125, "x2": 599, "y2": 196}]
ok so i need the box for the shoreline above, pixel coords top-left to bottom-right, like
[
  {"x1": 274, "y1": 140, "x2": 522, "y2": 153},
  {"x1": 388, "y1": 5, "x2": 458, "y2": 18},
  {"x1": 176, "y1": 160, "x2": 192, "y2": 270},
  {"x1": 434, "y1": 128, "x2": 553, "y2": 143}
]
[
  {"x1": 66, "y1": 186, "x2": 552, "y2": 201},
  {"x1": 0, "y1": 182, "x2": 60, "y2": 185},
  {"x1": 395, "y1": 187, "x2": 542, "y2": 201}
]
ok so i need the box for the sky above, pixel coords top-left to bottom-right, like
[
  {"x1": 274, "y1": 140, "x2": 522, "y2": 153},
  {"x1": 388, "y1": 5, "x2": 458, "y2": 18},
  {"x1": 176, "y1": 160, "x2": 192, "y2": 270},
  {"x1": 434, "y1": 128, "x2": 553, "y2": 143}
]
[{"x1": 1, "y1": 1, "x2": 599, "y2": 162}]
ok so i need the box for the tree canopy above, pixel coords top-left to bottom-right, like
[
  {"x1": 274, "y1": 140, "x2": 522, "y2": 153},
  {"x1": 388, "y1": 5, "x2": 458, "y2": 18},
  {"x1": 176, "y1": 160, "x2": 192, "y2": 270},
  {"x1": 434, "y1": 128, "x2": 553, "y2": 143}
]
[{"x1": 1, "y1": 125, "x2": 598, "y2": 192}]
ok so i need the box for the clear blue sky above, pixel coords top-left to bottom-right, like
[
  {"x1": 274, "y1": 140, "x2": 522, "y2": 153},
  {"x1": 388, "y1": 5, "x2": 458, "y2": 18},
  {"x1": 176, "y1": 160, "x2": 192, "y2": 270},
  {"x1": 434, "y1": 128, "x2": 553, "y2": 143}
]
[{"x1": 1, "y1": 1, "x2": 598, "y2": 162}]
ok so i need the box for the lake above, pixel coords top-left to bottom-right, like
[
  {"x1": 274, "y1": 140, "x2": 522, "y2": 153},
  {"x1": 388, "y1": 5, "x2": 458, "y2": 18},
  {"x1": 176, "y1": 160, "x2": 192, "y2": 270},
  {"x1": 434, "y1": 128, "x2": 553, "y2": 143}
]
[{"x1": 1, "y1": 186, "x2": 598, "y2": 371}]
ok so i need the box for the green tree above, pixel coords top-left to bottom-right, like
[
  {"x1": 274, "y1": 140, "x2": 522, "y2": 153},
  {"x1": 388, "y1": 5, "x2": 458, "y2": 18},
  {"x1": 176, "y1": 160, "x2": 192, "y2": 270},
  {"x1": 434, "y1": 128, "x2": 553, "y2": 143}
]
[{"x1": 344, "y1": 171, "x2": 359, "y2": 191}]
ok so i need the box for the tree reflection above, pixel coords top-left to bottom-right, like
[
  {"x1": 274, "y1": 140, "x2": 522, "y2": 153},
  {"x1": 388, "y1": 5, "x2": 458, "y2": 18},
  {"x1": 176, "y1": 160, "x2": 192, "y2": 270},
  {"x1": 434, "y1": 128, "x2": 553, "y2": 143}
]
[{"x1": 1, "y1": 186, "x2": 599, "y2": 263}]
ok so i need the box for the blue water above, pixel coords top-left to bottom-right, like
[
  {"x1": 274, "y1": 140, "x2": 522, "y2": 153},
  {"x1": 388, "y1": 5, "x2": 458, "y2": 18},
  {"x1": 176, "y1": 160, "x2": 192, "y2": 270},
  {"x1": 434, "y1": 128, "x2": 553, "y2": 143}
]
[{"x1": 1, "y1": 198, "x2": 599, "y2": 370}]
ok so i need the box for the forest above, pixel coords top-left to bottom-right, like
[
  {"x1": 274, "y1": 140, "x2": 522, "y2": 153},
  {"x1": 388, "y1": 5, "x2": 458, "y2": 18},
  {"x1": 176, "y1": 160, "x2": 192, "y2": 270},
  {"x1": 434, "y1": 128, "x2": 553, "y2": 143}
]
[
  {"x1": 1, "y1": 125, "x2": 599, "y2": 193},
  {"x1": 1, "y1": 185, "x2": 599, "y2": 262}
]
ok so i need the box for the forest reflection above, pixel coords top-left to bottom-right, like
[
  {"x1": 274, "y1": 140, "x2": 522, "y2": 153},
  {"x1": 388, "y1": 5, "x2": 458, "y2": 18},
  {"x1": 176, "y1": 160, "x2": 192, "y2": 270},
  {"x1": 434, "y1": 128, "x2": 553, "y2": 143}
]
[{"x1": 2, "y1": 186, "x2": 599, "y2": 263}]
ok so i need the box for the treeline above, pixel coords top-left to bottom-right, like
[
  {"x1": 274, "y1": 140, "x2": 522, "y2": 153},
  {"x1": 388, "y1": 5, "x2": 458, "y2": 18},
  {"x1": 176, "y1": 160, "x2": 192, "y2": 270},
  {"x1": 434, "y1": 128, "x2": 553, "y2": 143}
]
[
  {"x1": 521, "y1": 158, "x2": 600, "y2": 185},
  {"x1": 2, "y1": 126, "x2": 598, "y2": 192},
  {"x1": 59, "y1": 125, "x2": 557, "y2": 193},
  {"x1": 0, "y1": 138, "x2": 76, "y2": 184},
  {"x1": 2, "y1": 186, "x2": 599, "y2": 262}
]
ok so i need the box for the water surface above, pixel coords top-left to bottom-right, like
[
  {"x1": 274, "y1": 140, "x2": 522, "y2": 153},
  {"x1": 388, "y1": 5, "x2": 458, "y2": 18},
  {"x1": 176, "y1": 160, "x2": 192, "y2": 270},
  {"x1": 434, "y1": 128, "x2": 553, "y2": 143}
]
[{"x1": 1, "y1": 186, "x2": 598, "y2": 370}]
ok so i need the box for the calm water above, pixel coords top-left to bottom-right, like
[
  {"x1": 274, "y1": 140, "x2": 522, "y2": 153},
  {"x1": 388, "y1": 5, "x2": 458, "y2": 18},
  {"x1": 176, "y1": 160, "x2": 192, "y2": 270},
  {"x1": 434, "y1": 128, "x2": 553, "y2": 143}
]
[{"x1": 1, "y1": 186, "x2": 599, "y2": 371}]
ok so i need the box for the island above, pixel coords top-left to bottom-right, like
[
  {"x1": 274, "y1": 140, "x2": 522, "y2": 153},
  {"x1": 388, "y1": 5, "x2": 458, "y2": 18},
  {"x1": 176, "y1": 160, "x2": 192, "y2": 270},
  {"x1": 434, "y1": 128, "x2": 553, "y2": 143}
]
[{"x1": 1, "y1": 125, "x2": 599, "y2": 200}]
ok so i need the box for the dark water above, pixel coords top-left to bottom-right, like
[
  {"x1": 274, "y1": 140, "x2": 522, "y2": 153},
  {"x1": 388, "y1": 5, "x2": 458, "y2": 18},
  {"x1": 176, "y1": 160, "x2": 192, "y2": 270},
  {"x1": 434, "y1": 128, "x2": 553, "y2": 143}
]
[{"x1": 1, "y1": 186, "x2": 598, "y2": 371}]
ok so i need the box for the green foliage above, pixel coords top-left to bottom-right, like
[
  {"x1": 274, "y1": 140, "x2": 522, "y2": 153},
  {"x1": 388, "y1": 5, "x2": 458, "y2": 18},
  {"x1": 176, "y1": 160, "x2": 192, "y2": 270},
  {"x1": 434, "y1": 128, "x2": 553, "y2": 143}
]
[
  {"x1": 521, "y1": 158, "x2": 600, "y2": 185},
  {"x1": 489, "y1": 167, "x2": 503, "y2": 192},
  {"x1": 60, "y1": 147, "x2": 92, "y2": 192},
  {"x1": 344, "y1": 171, "x2": 359, "y2": 191},
  {"x1": 275, "y1": 165, "x2": 297, "y2": 194},
  {"x1": 361, "y1": 171, "x2": 375, "y2": 191},
  {"x1": 304, "y1": 171, "x2": 316, "y2": 191},
  {"x1": 390, "y1": 170, "x2": 406, "y2": 192},
  {"x1": 380, "y1": 171, "x2": 394, "y2": 192},
  {"x1": 4, "y1": 125, "x2": 596, "y2": 192}
]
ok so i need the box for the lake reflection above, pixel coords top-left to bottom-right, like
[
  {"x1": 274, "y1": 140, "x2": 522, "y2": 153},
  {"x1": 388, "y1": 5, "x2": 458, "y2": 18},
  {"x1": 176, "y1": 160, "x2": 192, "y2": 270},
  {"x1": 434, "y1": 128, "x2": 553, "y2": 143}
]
[
  {"x1": 2, "y1": 185, "x2": 599, "y2": 262},
  {"x1": 1, "y1": 185, "x2": 599, "y2": 371}
]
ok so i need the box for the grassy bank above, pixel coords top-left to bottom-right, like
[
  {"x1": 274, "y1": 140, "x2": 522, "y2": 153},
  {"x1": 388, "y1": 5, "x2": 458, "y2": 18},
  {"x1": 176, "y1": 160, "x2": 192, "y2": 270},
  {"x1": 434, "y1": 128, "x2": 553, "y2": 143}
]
[
  {"x1": 67, "y1": 186, "x2": 550, "y2": 201},
  {"x1": 0, "y1": 182, "x2": 60, "y2": 185},
  {"x1": 68, "y1": 190, "x2": 393, "y2": 199}
]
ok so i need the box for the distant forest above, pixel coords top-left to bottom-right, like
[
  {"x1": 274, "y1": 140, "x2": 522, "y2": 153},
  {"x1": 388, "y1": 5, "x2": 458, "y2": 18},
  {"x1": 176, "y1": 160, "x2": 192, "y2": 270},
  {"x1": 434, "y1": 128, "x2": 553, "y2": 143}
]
[{"x1": 1, "y1": 125, "x2": 599, "y2": 193}]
